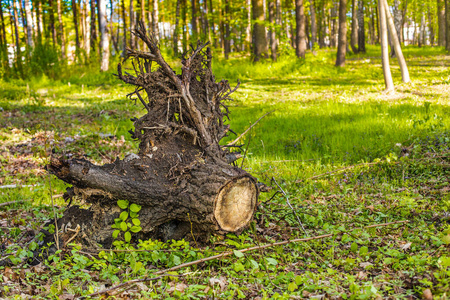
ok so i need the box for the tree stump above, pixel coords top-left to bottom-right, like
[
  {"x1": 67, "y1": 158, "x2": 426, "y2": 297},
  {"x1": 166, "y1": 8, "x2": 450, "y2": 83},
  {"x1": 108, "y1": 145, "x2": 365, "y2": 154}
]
[{"x1": 48, "y1": 22, "x2": 259, "y2": 247}]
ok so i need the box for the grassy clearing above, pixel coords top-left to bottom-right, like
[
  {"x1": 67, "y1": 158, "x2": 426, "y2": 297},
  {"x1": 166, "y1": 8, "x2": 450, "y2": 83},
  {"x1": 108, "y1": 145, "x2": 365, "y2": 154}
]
[{"x1": 0, "y1": 46, "x2": 449, "y2": 299}]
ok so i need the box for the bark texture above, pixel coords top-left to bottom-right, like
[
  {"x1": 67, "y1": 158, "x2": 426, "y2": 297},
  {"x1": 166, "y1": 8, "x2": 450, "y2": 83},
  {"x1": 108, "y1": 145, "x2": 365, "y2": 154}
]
[
  {"x1": 379, "y1": 0, "x2": 394, "y2": 91},
  {"x1": 99, "y1": 0, "x2": 110, "y2": 71},
  {"x1": 438, "y1": 0, "x2": 446, "y2": 46},
  {"x1": 252, "y1": 0, "x2": 268, "y2": 61},
  {"x1": 350, "y1": 0, "x2": 358, "y2": 53},
  {"x1": 335, "y1": 0, "x2": 347, "y2": 66},
  {"x1": 49, "y1": 22, "x2": 259, "y2": 246},
  {"x1": 357, "y1": 0, "x2": 365, "y2": 52},
  {"x1": 295, "y1": 0, "x2": 306, "y2": 58}
]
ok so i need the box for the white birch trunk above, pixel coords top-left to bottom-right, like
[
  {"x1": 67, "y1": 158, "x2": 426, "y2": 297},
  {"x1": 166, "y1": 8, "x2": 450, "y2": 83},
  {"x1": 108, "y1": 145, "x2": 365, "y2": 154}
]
[{"x1": 99, "y1": 0, "x2": 110, "y2": 71}]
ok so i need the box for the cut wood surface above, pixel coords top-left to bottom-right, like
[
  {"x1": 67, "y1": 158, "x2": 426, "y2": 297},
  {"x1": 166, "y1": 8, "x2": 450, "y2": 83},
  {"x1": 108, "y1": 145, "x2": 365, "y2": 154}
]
[{"x1": 48, "y1": 22, "x2": 259, "y2": 246}]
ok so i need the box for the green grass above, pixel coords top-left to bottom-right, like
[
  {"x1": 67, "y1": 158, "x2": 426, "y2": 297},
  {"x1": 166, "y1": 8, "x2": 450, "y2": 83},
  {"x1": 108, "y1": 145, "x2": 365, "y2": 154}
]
[{"x1": 0, "y1": 45, "x2": 449, "y2": 299}]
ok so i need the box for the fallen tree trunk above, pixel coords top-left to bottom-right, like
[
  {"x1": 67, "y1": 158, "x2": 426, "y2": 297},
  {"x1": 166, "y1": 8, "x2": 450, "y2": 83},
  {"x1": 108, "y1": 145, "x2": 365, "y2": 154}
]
[{"x1": 48, "y1": 22, "x2": 259, "y2": 247}]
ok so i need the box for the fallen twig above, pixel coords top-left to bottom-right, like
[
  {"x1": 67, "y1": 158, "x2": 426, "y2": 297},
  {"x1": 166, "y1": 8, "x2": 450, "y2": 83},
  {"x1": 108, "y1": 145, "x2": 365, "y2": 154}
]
[
  {"x1": 0, "y1": 199, "x2": 30, "y2": 208},
  {"x1": 227, "y1": 110, "x2": 274, "y2": 146},
  {"x1": 272, "y1": 177, "x2": 307, "y2": 236},
  {"x1": 79, "y1": 273, "x2": 188, "y2": 299},
  {"x1": 154, "y1": 220, "x2": 409, "y2": 275}
]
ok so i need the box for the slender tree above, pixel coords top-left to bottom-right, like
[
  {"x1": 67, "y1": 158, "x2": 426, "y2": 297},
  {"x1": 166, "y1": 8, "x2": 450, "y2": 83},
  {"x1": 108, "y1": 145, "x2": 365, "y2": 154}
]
[
  {"x1": 335, "y1": 0, "x2": 347, "y2": 66},
  {"x1": 382, "y1": 0, "x2": 410, "y2": 83},
  {"x1": 330, "y1": 2, "x2": 338, "y2": 47},
  {"x1": 90, "y1": 0, "x2": 97, "y2": 54},
  {"x1": 357, "y1": 0, "x2": 365, "y2": 52},
  {"x1": 121, "y1": 0, "x2": 126, "y2": 56},
  {"x1": 0, "y1": 1, "x2": 7, "y2": 49},
  {"x1": 13, "y1": 0, "x2": 21, "y2": 56},
  {"x1": 202, "y1": 0, "x2": 209, "y2": 40},
  {"x1": 246, "y1": 0, "x2": 251, "y2": 50},
  {"x1": 446, "y1": 0, "x2": 450, "y2": 50},
  {"x1": 351, "y1": 0, "x2": 358, "y2": 53},
  {"x1": 182, "y1": 0, "x2": 187, "y2": 51},
  {"x1": 72, "y1": 0, "x2": 80, "y2": 54},
  {"x1": 130, "y1": 0, "x2": 135, "y2": 47},
  {"x1": 224, "y1": 0, "x2": 230, "y2": 59},
  {"x1": 24, "y1": 0, "x2": 34, "y2": 48},
  {"x1": 438, "y1": 0, "x2": 446, "y2": 46},
  {"x1": 191, "y1": 0, "x2": 198, "y2": 41},
  {"x1": 36, "y1": 0, "x2": 43, "y2": 43},
  {"x1": 152, "y1": 0, "x2": 159, "y2": 38},
  {"x1": 310, "y1": 0, "x2": 317, "y2": 52},
  {"x1": 57, "y1": 0, "x2": 66, "y2": 58},
  {"x1": 269, "y1": 0, "x2": 277, "y2": 61},
  {"x1": 98, "y1": 0, "x2": 109, "y2": 70},
  {"x1": 295, "y1": 0, "x2": 306, "y2": 58},
  {"x1": 379, "y1": 0, "x2": 394, "y2": 91},
  {"x1": 252, "y1": 0, "x2": 268, "y2": 61},
  {"x1": 173, "y1": 0, "x2": 180, "y2": 55}
]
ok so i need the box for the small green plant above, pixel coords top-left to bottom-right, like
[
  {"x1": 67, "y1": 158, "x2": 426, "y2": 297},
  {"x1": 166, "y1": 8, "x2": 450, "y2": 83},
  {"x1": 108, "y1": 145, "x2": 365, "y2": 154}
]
[{"x1": 111, "y1": 200, "x2": 142, "y2": 243}]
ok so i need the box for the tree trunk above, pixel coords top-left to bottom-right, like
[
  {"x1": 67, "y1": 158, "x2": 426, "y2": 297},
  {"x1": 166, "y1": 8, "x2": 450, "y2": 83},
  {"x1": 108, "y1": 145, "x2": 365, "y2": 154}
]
[
  {"x1": 173, "y1": 0, "x2": 180, "y2": 55},
  {"x1": 295, "y1": 0, "x2": 306, "y2": 58},
  {"x1": 49, "y1": 23, "x2": 259, "y2": 246},
  {"x1": 428, "y1": 5, "x2": 434, "y2": 45},
  {"x1": 252, "y1": 0, "x2": 268, "y2": 61},
  {"x1": 182, "y1": 0, "x2": 187, "y2": 52},
  {"x1": 224, "y1": 1, "x2": 230, "y2": 59},
  {"x1": 90, "y1": 0, "x2": 97, "y2": 55},
  {"x1": 13, "y1": 0, "x2": 21, "y2": 56},
  {"x1": 48, "y1": 0, "x2": 57, "y2": 47},
  {"x1": 72, "y1": 0, "x2": 81, "y2": 55},
  {"x1": 56, "y1": 0, "x2": 66, "y2": 58},
  {"x1": 152, "y1": 0, "x2": 159, "y2": 39},
  {"x1": 310, "y1": 0, "x2": 317, "y2": 52},
  {"x1": 382, "y1": 0, "x2": 410, "y2": 83},
  {"x1": 24, "y1": 0, "x2": 34, "y2": 48},
  {"x1": 268, "y1": 1, "x2": 276, "y2": 61},
  {"x1": 0, "y1": 1, "x2": 6, "y2": 49},
  {"x1": 98, "y1": 0, "x2": 109, "y2": 71},
  {"x1": 335, "y1": 0, "x2": 347, "y2": 66},
  {"x1": 191, "y1": 0, "x2": 198, "y2": 41},
  {"x1": 438, "y1": 0, "x2": 446, "y2": 46},
  {"x1": 350, "y1": 0, "x2": 358, "y2": 53},
  {"x1": 330, "y1": 2, "x2": 337, "y2": 47},
  {"x1": 446, "y1": 0, "x2": 450, "y2": 50},
  {"x1": 202, "y1": 0, "x2": 210, "y2": 41},
  {"x1": 36, "y1": 0, "x2": 43, "y2": 43},
  {"x1": 379, "y1": 0, "x2": 394, "y2": 91},
  {"x1": 246, "y1": 0, "x2": 251, "y2": 51},
  {"x1": 130, "y1": 0, "x2": 135, "y2": 48},
  {"x1": 121, "y1": 0, "x2": 127, "y2": 56},
  {"x1": 357, "y1": 0, "x2": 365, "y2": 52}
]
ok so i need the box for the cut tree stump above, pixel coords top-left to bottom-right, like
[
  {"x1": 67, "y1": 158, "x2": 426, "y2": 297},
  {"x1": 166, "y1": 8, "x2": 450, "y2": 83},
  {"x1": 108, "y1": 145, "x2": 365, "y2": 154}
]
[{"x1": 47, "y1": 22, "x2": 259, "y2": 247}]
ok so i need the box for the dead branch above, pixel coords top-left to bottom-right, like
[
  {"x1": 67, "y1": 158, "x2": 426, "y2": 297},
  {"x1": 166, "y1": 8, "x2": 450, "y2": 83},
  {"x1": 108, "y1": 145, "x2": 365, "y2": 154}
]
[{"x1": 227, "y1": 110, "x2": 275, "y2": 146}]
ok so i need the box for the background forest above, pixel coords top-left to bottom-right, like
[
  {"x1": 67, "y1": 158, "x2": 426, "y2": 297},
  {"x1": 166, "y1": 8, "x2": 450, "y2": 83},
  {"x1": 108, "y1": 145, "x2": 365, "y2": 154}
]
[{"x1": 1, "y1": 0, "x2": 450, "y2": 299}]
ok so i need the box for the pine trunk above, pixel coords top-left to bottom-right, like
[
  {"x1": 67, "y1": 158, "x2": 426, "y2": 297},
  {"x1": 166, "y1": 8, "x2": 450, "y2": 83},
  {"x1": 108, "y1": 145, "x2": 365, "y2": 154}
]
[
  {"x1": 335, "y1": 0, "x2": 347, "y2": 66},
  {"x1": 24, "y1": 0, "x2": 34, "y2": 48},
  {"x1": 57, "y1": 0, "x2": 66, "y2": 58},
  {"x1": 224, "y1": 1, "x2": 230, "y2": 59},
  {"x1": 90, "y1": 0, "x2": 97, "y2": 54},
  {"x1": 191, "y1": 0, "x2": 198, "y2": 41},
  {"x1": 438, "y1": 0, "x2": 445, "y2": 46},
  {"x1": 295, "y1": 0, "x2": 306, "y2": 58},
  {"x1": 350, "y1": 0, "x2": 358, "y2": 53},
  {"x1": 252, "y1": 0, "x2": 268, "y2": 61},
  {"x1": 152, "y1": 0, "x2": 159, "y2": 39},
  {"x1": 173, "y1": 0, "x2": 180, "y2": 55},
  {"x1": 446, "y1": 0, "x2": 450, "y2": 50},
  {"x1": 72, "y1": 0, "x2": 81, "y2": 54},
  {"x1": 330, "y1": 2, "x2": 337, "y2": 47},
  {"x1": 357, "y1": 0, "x2": 365, "y2": 52},
  {"x1": 13, "y1": 0, "x2": 21, "y2": 56},
  {"x1": 310, "y1": 0, "x2": 317, "y2": 51},
  {"x1": 269, "y1": 0, "x2": 277, "y2": 61}
]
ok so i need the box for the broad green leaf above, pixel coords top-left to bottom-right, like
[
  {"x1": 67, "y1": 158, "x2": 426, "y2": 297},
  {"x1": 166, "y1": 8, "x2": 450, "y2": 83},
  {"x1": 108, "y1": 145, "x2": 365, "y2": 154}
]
[
  {"x1": 359, "y1": 246, "x2": 369, "y2": 256},
  {"x1": 250, "y1": 259, "x2": 259, "y2": 269},
  {"x1": 233, "y1": 262, "x2": 245, "y2": 272},
  {"x1": 120, "y1": 221, "x2": 127, "y2": 231},
  {"x1": 294, "y1": 275, "x2": 303, "y2": 285},
  {"x1": 112, "y1": 230, "x2": 120, "y2": 239},
  {"x1": 133, "y1": 261, "x2": 143, "y2": 273},
  {"x1": 117, "y1": 200, "x2": 129, "y2": 209},
  {"x1": 172, "y1": 255, "x2": 181, "y2": 266},
  {"x1": 120, "y1": 211, "x2": 128, "y2": 221},
  {"x1": 350, "y1": 242, "x2": 358, "y2": 253},
  {"x1": 287, "y1": 282, "x2": 298, "y2": 292},
  {"x1": 265, "y1": 257, "x2": 278, "y2": 266},
  {"x1": 130, "y1": 226, "x2": 142, "y2": 233},
  {"x1": 124, "y1": 231, "x2": 131, "y2": 242},
  {"x1": 442, "y1": 234, "x2": 450, "y2": 245},
  {"x1": 130, "y1": 203, "x2": 142, "y2": 213},
  {"x1": 132, "y1": 218, "x2": 141, "y2": 226},
  {"x1": 233, "y1": 250, "x2": 244, "y2": 258}
]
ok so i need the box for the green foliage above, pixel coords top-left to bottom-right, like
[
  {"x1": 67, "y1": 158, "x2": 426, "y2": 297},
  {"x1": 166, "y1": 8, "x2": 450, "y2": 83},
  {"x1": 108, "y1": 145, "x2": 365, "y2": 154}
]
[{"x1": 111, "y1": 200, "x2": 142, "y2": 244}]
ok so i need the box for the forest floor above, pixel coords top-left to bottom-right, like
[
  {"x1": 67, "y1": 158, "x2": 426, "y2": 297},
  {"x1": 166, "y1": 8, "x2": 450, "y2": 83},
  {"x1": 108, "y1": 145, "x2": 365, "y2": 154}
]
[{"x1": 0, "y1": 46, "x2": 449, "y2": 299}]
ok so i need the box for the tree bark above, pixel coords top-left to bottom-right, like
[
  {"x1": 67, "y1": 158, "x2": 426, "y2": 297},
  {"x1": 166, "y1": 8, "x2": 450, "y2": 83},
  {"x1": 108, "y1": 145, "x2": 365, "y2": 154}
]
[
  {"x1": 36, "y1": 0, "x2": 43, "y2": 43},
  {"x1": 182, "y1": 0, "x2": 187, "y2": 52},
  {"x1": 428, "y1": 5, "x2": 435, "y2": 45},
  {"x1": 72, "y1": 0, "x2": 81, "y2": 54},
  {"x1": 152, "y1": 0, "x2": 159, "y2": 39},
  {"x1": 202, "y1": 0, "x2": 210, "y2": 41},
  {"x1": 295, "y1": 0, "x2": 306, "y2": 58},
  {"x1": 49, "y1": 24, "x2": 259, "y2": 245},
  {"x1": 223, "y1": 0, "x2": 230, "y2": 59},
  {"x1": 129, "y1": 0, "x2": 135, "y2": 48},
  {"x1": 382, "y1": 0, "x2": 410, "y2": 83},
  {"x1": 121, "y1": 0, "x2": 127, "y2": 56},
  {"x1": 438, "y1": 0, "x2": 445, "y2": 46},
  {"x1": 98, "y1": 0, "x2": 109, "y2": 71},
  {"x1": 330, "y1": 2, "x2": 337, "y2": 47},
  {"x1": 56, "y1": 0, "x2": 66, "y2": 58},
  {"x1": 0, "y1": 1, "x2": 6, "y2": 50},
  {"x1": 90, "y1": 0, "x2": 97, "y2": 55},
  {"x1": 13, "y1": 0, "x2": 21, "y2": 56},
  {"x1": 269, "y1": 0, "x2": 277, "y2": 61},
  {"x1": 351, "y1": 0, "x2": 358, "y2": 53},
  {"x1": 357, "y1": 0, "x2": 365, "y2": 52},
  {"x1": 335, "y1": 0, "x2": 347, "y2": 66},
  {"x1": 379, "y1": 0, "x2": 394, "y2": 91},
  {"x1": 310, "y1": 0, "x2": 317, "y2": 52},
  {"x1": 446, "y1": 0, "x2": 450, "y2": 50},
  {"x1": 24, "y1": 0, "x2": 34, "y2": 48},
  {"x1": 173, "y1": 0, "x2": 181, "y2": 55},
  {"x1": 246, "y1": 0, "x2": 251, "y2": 51},
  {"x1": 191, "y1": 0, "x2": 198, "y2": 41},
  {"x1": 252, "y1": 0, "x2": 268, "y2": 61}
]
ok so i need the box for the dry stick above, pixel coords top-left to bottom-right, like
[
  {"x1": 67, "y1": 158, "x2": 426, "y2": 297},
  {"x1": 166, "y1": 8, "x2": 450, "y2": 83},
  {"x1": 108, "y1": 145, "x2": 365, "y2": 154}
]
[
  {"x1": 227, "y1": 110, "x2": 275, "y2": 146},
  {"x1": 79, "y1": 273, "x2": 187, "y2": 300},
  {"x1": 154, "y1": 220, "x2": 409, "y2": 275},
  {"x1": 84, "y1": 220, "x2": 408, "y2": 299},
  {"x1": 0, "y1": 199, "x2": 30, "y2": 208},
  {"x1": 272, "y1": 177, "x2": 307, "y2": 236}
]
